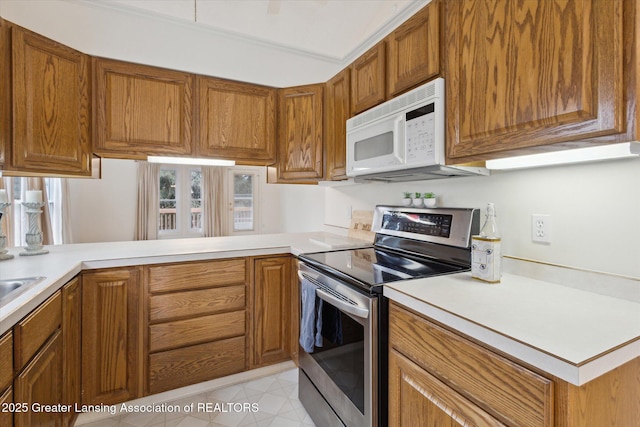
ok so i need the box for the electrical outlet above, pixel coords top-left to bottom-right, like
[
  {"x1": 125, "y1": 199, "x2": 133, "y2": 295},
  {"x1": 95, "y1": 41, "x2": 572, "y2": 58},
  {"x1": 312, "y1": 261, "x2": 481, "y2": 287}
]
[{"x1": 531, "y1": 214, "x2": 552, "y2": 244}]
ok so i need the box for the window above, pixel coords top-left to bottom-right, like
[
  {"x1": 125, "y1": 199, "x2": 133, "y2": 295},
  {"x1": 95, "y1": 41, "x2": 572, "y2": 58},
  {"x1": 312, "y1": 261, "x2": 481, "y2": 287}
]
[
  {"x1": 229, "y1": 168, "x2": 261, "y2": 235},
  {"x1": 158, "y1": 165, "x2": 202, "y2": 238}
]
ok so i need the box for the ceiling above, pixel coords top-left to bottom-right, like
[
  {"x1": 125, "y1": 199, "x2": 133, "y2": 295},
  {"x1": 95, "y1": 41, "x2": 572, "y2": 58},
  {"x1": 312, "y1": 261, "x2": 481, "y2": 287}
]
[{"x1": 93, "y1": 0, "x2": 423, "y2": 61}]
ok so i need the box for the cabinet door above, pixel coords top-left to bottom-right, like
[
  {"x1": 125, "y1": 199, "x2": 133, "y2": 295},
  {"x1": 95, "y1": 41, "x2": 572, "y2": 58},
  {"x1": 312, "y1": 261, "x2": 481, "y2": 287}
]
[
  {"x1": 445, "y1": 0, "x2": 625, "y2": 162},
  {"x1": 0, "y1": 19, "x2": 9, "y2": 168},
  {"x1": 0, "y1": 387, "x2": 12, "y2": 427},
  {"x1": 196, "y1": 77, "x2": 276, "y2": 165},
  {"x1": 82, "y1": 268, "x2": 142, "y2": 405},
  {"x1": 325, "y1": 68, "x2": 350, "y2": 180},
  {"x1": 389, "y1": 348, "x2": 505, "y2": 427},
  {"x1": 0, "y1": 331, "x2": 12, "y2": 393},
  {"x1": 62, "y1": 278, "x2": 81, "y2": 427},
  {"x1": 387, "y1": 1, "x2": 440, "y2": 98},
  {"x1": 14, "y1": 331, "x2": 63, "y2": 427},
  {"x1": 253, "y1": 256, "x2": 292, "y2": 367},
  {"x1": 93, "y1": 59, "x2": 193, "y2": 159},
  {"x1": 351, "y1": 41, "x2": 386, "y2": 115},
  {"x1": 11, "y1": 25, "x2": 91, "y2": 176},
  {"x1": 276, "y1": 84, "x2": 324, "y2": 181}
]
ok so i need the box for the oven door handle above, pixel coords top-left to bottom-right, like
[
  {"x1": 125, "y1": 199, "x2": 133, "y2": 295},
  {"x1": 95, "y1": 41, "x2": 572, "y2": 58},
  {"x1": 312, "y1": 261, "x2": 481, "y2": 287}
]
[
  {"x1": 315, "y1": 288, "x2": 369, "y2": 319},
  {"x1": 298, "y1": 271, "x2": 370, "y2": 319}
]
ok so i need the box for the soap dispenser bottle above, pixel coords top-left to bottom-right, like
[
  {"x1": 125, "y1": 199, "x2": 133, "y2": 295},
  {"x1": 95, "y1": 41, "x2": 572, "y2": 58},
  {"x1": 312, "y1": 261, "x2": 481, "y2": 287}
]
[{"x1": 472, "y1": 203, "x2": 502, "y2": 283}]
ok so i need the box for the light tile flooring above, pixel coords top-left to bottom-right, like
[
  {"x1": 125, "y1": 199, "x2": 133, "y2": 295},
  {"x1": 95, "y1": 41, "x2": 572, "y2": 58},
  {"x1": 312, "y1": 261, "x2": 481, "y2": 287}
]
[{"x1": 76, "y1": 369, "x2": 316, "y2": 427}]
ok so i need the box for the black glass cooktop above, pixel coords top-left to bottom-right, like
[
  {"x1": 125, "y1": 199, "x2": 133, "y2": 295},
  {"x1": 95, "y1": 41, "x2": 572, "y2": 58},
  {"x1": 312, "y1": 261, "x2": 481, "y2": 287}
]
[{"x1": 299, "y1": 247, "x2": 466, "y2": 293}]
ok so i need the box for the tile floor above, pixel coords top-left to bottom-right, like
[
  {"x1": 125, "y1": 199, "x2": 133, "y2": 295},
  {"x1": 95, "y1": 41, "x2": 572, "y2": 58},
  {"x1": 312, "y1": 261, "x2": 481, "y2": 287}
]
[{"x1": 76, "y1": 368, "x2": 316, "y2": 427}]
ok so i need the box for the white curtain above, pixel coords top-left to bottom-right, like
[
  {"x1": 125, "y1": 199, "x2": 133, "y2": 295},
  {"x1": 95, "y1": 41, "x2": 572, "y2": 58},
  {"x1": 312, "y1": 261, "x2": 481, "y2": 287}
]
[
  {"x1": 49, "y1": 178, "x2": 74, "y2": 244},
  {"x1": 134, "y1": 161, "x2": 160, "y2": 240},
  {"x1": 0, "y1": 177, "x2": 13, "y2": 247},
  {"x1": 202, "y1": 166, "x2": 228, "y2": 237}
]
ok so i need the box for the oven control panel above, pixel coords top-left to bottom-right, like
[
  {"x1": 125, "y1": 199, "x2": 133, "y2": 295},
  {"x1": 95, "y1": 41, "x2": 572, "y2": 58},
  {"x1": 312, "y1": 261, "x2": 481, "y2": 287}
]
[{"x1": 372, "y1": 206, "x2": 479, "y2": 249}]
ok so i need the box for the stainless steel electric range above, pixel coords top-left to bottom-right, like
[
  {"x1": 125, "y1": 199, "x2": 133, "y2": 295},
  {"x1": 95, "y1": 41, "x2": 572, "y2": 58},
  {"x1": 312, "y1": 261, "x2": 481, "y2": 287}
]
[{"x1": 296, "y1": 205, "x2": 479, "y2": 427}]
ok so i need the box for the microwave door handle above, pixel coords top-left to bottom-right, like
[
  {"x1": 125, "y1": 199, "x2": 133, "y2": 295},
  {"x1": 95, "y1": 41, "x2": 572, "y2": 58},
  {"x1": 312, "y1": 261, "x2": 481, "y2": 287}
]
[{"x1": 394, "y1": 115, "x2": 405, "y2": 161}]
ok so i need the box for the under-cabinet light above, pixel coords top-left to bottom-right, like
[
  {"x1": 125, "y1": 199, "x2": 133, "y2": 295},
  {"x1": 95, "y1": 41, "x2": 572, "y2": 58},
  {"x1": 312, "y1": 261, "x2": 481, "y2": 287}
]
[
  {"x1": 147, "y1": 156, "x2": 236, "y2": 166},
  {"x1": 485, "y1": 142, "x2": 640, "y2": 170}
]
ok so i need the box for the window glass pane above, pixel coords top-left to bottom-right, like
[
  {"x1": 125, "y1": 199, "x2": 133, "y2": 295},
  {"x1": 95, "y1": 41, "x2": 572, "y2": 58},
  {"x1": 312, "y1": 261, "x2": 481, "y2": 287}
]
[
  {"x1": 159, "y1": 169, "x2": 177, "y2": 232},
  {"x1": 190, "y1": 169, "x2": 202, "y2": 231},
  {"x1": 233, "y1": 174, "x2": 254, "y2": 231}
]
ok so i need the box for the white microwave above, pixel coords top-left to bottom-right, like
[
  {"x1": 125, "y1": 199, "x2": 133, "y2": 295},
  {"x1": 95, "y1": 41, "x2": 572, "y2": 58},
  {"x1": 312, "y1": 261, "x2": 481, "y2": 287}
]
[{"x1": 346, "y1": 78, "x2": 487, "y2": 182}]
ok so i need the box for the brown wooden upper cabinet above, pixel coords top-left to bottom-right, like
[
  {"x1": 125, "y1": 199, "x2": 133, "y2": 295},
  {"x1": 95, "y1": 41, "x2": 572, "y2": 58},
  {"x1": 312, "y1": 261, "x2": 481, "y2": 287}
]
[
  {"x1": 93, "y1": 58, "x2": 194, "y2": 159},
  {"x1": 444, "y1": 0, "x2": 630, "y2": 163},
  {"x1": 275, "y1": 84, "x2": 324, "y2": 181},
  {"x1": 325, "y1": 68, "x2": 350, "y2": 180},
  {"x1": 6, "y1": 23, "x2": 92, "y2": 176},
  {"x1": 196, "y1": 77, "x2": 276, "y2": 165},
  {"x1": 386, "y1": 0, "x2": 441, "y2": 98},
  {"x1": 350, "y1": 41, "x2": 386, "y2": 115}
]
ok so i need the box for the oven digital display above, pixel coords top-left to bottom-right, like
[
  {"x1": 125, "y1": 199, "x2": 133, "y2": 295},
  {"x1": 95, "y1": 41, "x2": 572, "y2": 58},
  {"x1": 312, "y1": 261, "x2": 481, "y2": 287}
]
[{"x1": 381, "y1": 211, "x2": 452, "y2": 237}]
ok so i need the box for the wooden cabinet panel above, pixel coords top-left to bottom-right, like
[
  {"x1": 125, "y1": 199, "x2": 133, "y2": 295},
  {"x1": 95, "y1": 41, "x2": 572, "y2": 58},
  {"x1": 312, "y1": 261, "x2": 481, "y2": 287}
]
[
  {"x1": 0, "y1": 331, "x2": 12, "y2": 392},
  {"x1": 0, "y1": 19, "x2": 10, "y2": 168},
  {"x1": 351, "y1": 41, "x2": 386, "y2": 115},
  {"x1": 148, "y1": 336, "x2": 246, "y2": 394},
  {"x1": 387, "y1": 1, "x2": 440, "y2": 98},
  {"x1": 82, "y1": 267, "x2": 142, "y2": 405},
  {"x1": 445, "y1": 0, "x2": 626, "y2": 162},
  {"x1": 11, "y1": 25, "x2": 91, "y2": 175},
  {"x1": 389, "y1": 348, "x2": 505, "y2": 427},
  {"x1": 93, "y1": 58, "x2": 193, "y2": 159},
  {"x1": 14, "y1": 291, "x2": 61, "y2": 372},
  {"x1": 150, "y1": 284, "x2": 245, "y2": 322},
  {"x1": 62, "y1": 278, "x2": 81, "y2": 427},
  {"x1": 196, "y1": 77, "x2": 276, "y2": 164},
  {"x1": 149, "y1": 310, "x2": 245, "y2": 353},
  {"x1": 325, "y1": 68, "x2": 350, "y2": 181},
  {"x1": 253, "y1": 256, "x2": 292, "y2": 367},
  {"x1": 276, "y1": 84, "x2": 324, "y2": 181},
  {"x1": 14, "y1": 331, "x2": 63, "y2": 427},
  {"x1": 148, "y1": 258, "x2": 246, "y2": 293},
  {"x1": 390, "y1": 303, "x2": 552, "y2": 427},
  {"x1": 0, "y1": 387, "x2": 12, "y2": 427}
]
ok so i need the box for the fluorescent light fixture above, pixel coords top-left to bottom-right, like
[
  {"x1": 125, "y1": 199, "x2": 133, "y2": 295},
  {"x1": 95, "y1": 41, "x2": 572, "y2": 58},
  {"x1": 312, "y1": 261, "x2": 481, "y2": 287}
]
[
  {"x1": 147, "y1": 156, "x2": 235, "y2": 166},
  {"x1": 485, "y1": 142, "x2": 640, "y2": 170}
]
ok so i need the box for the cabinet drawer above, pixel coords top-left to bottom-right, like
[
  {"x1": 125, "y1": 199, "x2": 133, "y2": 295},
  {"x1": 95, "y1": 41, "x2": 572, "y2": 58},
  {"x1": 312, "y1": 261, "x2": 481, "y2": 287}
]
[
  {"x1": 148, "y1": 336, "x2": 246, "y2": 394},
  {"x1": 150, "y1": 285, "x2": 245, "y2": 322},
  {"x1": 148, "y1": 259, "x2": 246, "y2": 293},
  {"x1": 14, "y1": 291, "x2": 61, "y2": 372},
  {"x1": 149, "y1": 310, "x2": 245, "y2": 353},
  {"x1": 0, "y1": 331, "x2": 12, "y2": 391},
  {"x1": 389, "y1": 303, "x2": 553, "y2": 427}
]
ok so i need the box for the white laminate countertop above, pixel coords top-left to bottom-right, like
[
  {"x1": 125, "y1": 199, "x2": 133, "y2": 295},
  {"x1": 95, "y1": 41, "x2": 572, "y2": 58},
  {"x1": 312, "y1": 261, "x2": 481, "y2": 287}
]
[
  {"x1": 384, "y1": 268, "x2": 640, "y2": 386},
  {"x1": 0, "y1": 232, "x2": 370, "y2": 335}
]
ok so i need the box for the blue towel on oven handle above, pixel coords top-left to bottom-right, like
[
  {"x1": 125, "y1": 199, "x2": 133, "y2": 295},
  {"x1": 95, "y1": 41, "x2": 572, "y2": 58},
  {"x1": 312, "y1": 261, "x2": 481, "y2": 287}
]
[{"x1": 299, "y1": 278, "x2": 323, "y2": 353}]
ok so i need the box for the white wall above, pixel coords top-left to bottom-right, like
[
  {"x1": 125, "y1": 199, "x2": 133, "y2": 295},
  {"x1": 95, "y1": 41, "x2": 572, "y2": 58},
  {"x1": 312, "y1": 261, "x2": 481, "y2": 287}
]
[
  {"x1": 324, "y1": 158, "x2": 640, "y2": 279},
  {"x1": 68, "y1": 159, "x2": 138, "y2": 243}
]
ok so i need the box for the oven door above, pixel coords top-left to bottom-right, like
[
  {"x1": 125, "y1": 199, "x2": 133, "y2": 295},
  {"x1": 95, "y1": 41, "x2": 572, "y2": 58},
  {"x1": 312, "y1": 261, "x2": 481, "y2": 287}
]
[{"x1": 298, "y1": 262, "x2": 377, "y2": 427}]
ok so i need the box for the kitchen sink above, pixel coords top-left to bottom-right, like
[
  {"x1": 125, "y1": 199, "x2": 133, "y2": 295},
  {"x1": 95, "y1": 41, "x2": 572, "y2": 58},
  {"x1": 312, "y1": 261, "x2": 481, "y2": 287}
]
[{"x1": 0, "y1": 277, "x2": 46, "y2": 302}]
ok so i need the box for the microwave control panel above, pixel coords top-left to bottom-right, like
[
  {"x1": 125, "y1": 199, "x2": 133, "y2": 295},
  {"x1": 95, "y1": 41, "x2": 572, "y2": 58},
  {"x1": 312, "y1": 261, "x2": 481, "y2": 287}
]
[{"x1": 405, "y1": 103, "x2": 435, "y2": 164}]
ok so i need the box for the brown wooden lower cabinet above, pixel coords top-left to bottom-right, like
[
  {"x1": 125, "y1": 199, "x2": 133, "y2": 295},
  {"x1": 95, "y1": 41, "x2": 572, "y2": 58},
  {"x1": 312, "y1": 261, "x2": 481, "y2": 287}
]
[
  {"x1": 145, "y1": 259, "x2": 249, "y2": 394},
  {"x1": 82, "y1": 267, "x2": 143, "y2": 405},
  {"x1": 252, "y1": 256, "x2": 293, "y2": 367},
  {"x1": 62, "y1": 278, "x2": 81, "y2": 427},
  {"x1": 0, "y1": 387, "x2": 12, "y2": 427},
  {"x1": 389, "y1": 301, "x2": 640, "y2": 427},
  {"x1": 14, "y1": 330, "x2": 63, "y2": 427}
]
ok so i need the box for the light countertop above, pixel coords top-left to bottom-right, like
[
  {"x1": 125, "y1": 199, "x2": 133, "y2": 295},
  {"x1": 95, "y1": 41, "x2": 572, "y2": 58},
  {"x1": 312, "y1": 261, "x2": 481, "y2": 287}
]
[
  {"x1": 0, "y1": 232, "x2": 369, "y2": 335},
  {"x1": 384, "y1": 264, "x2": 640, "y2": 386}
]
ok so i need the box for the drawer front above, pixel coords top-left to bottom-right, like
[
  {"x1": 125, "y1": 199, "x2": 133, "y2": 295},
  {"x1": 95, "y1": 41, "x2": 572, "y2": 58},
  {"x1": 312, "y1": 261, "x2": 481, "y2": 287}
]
[
  {"x1": 14, "y1": 291, "x2": 62, "y2": 372},
  {"x1": 150, "y1": 285, "x2": 245, "y2": 322},
  {"x1": 0, "y1": 331, "x2": 12, "y2": 391},
  {"x1": 389, "y1": 303, "x2": 553, "y2": 427},
  {"x1": 149, "y1": 310, "x2": 245, "y2": 353},
  {"x1": 148, "y1": 259, "x2": 247, "y2": 293},
  {"x1": 148, "y1": 336, "x2": 246, "y2": 394}
]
